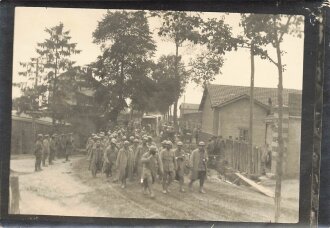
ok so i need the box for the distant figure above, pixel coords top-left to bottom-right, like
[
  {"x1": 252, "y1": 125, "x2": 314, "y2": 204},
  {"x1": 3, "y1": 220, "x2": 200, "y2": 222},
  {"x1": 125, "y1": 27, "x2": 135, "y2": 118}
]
[
  {"x1": 65, "y1": 133, "x2": 74, "y2": 162},
  {"x1": 49, "y1": 134, "x2": 56, "y2": 165},
  {"x1": 34, "y1": 134, "x2": 43, "y2": 172},
  {"x1": 42, "y1": 134, "x2": 50, "y2": 167},
  {"x1": 60, "y1": 134, "x2": 66, "y2": 158}
]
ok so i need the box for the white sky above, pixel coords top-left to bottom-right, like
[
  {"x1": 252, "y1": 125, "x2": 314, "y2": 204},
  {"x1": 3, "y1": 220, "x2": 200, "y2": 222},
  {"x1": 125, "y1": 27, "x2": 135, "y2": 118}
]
[{"x1": 12, "y1": 7, "x2": 304, "y2": 107}]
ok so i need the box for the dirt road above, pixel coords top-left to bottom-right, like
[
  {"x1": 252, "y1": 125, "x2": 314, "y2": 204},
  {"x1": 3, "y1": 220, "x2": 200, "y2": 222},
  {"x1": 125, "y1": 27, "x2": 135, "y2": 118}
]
[{"x1": 10, "y1": 156, "x2": 299, "y2": 223}]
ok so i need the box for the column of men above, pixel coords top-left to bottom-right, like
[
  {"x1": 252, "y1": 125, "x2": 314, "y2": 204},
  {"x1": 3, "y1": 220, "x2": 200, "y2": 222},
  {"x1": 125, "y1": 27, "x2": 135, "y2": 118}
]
[
  {"x1": 86, "y1": 129, "x2": 209, "y2": 198},
  {"x1": 34, "y1": 133, "x2": 74, "y2": 172}
]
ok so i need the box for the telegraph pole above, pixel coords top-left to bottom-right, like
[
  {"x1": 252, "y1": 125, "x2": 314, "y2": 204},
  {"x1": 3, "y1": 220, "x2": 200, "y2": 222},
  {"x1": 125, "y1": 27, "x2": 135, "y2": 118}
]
[
  {"x1": 31, "y1": 58, "x2": 39, "y2": 143},
  {"x1": 249, "y1": 41, "x2": 255, "y2": 174}
]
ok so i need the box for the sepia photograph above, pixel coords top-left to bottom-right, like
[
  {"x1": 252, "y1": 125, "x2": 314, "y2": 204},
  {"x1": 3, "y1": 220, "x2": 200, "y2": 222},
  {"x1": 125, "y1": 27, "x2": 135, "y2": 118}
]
[{"x1": 9, "y1": 7, "x2": 304, "y2": 223}]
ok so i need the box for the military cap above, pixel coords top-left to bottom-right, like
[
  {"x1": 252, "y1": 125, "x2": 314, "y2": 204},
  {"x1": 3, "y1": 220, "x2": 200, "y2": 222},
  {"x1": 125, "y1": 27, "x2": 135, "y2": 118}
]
[
  {"x1": 161, "y1": 140, "x2": 167, "y2": 145},
  {"x1": 177, "y1": 141, "x2": 183, "y2": 146},
  {"x1": 122, "y1": 136, "x2": 127, "y2": 140},
  {"x1": 129, "y1": 136, "x2": 135, "y2": 140},
  {"x1": 198, "y1": 141, "x2": 206, "y2": 146},
  {"x1": 149, "y1": 145, "x2": 157, "y2": 152},
  {"x1": 37, "y1": 134, "x2": 43, "y2": 138},
  {"x1": 111, "y1": 138, "x2": 117, "y2": 144},
  {"x1": 124, "y1": 141, "x2": 130, "y2": 145},
  {"x1": 165, "y1": 140, "x2": 171, "y2": 145},
  {"x1": 133, "y1": 139, "x2": 139, "y2": 143}
]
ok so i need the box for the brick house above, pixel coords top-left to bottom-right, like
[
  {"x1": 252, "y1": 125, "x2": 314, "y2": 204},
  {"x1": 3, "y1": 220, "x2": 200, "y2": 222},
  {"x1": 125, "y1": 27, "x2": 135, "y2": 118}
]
[{"x1": 199, "y1": 84, "x2": 302, "y2": 177}]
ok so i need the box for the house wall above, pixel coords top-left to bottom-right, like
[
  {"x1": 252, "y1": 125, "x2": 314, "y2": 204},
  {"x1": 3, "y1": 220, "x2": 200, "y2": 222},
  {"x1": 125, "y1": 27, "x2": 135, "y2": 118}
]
[
  {"x1": 285, "y1": 117, "x2": 301, "y2": 178},
  {"x1": 200, "y1": 94, "x2": 214, "y2": 140},
  {"x1": 181, "y1": 112, "x2": 202, "y2": 129},
  {"x1": 217, "y1": 98, "x2": 268, "y2": 146},
  {"x1": 11, "y1": 118, "x2": 70, "y2": 155}
]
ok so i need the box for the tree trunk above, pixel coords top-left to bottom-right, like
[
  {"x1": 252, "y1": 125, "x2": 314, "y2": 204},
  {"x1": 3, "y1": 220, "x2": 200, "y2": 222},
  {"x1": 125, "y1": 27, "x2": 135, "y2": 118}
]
[
  {"x1": 173, "y1": 99, "x2": 178, "y2": 127},
  {"x1": 173, "y1": 43, "x2": 179, "y2": 129},
  {"x1": 273, "y1": 17, "x2": 284, "y2": 223},
  {"x1": 249, "y1": 41, "x2": 255, "y2": 174},
  {"x1": 52, "y1": 49, "x2": 58, "y2": 130}
]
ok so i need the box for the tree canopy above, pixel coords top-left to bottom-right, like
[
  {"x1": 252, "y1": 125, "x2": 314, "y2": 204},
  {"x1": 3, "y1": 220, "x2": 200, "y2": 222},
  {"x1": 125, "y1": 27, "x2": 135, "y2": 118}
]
[{"x1": 92, "y1": 10, "x2": 156, "y2": 122}]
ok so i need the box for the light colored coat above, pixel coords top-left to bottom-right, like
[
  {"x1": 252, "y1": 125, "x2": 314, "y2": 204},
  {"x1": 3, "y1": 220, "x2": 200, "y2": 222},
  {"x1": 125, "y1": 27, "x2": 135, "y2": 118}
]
[
  {"x1": 189, "y1": 148, "x2": 208, "y2": 180},
  {"x1": 116, "y1": 148, "x2": 129, "y2": 181}
]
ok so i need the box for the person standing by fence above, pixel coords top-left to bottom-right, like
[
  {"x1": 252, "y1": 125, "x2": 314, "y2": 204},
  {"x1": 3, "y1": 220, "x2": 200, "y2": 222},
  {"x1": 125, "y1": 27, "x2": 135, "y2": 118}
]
[
  {"x1": 34, "y1": 134, "x2": 43, "y2": 172},
  {"x1": 49, "y1": 134, "x2": 56, "y2": 165},
  {"x1": 65, "y1": 133, "x2": 74, "y2": 162},
  {"x1": 42, "y1": 134, "x2": 50, "y2": 167}
]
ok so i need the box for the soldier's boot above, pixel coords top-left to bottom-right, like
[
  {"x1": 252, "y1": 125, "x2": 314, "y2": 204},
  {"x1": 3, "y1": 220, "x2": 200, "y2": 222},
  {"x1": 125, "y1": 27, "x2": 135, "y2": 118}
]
[
  {"x1": 188, "y1": 181, "x2": 193, "y2": 192},
  {"x1": 199, "y1": 187, "x2": 206, "y2": 194},
  {"x1": 149, "y1": 188, "x2": 155, "y2": 199},
  {"x1": 180, "y1": 185, "x2": 185, "y2": 193}
]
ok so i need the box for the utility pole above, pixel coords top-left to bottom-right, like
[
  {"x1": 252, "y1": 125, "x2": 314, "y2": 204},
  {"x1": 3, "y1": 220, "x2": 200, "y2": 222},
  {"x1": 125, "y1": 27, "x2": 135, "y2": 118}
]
[
  {"x1": 249, "y1": 41, "x2": 255, "y2": 174},
  {"x1": 30, "y1": 57, "x2": 40, "y2": 144}
]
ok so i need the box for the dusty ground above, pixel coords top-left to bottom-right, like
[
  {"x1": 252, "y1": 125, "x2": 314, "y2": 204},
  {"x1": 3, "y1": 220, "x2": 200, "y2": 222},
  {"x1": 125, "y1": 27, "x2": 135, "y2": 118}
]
[{"x1": 10, "y1": 155, "x2": 299, "y2": 223}]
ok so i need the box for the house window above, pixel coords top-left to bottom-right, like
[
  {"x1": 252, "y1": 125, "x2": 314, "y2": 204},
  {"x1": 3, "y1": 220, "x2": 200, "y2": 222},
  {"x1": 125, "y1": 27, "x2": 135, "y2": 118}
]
[{"x1": 239, "y1": 128, "x2": 249, "y2": 141}]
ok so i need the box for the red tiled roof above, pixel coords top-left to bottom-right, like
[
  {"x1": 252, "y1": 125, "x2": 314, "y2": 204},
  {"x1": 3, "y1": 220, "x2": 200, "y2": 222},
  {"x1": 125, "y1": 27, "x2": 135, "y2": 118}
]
[{"x1": 204, "y1": 84, "x2": 302, "y2": 108}]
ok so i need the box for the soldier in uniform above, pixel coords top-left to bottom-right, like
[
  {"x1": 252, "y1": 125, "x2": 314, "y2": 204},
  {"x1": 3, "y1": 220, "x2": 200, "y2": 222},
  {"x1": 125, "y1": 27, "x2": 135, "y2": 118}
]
[
  {"x1": 42, "y1": 134, "x2": 50, "y2": 167},
  {"x1": 174, "y1": 141, "x2": 186, "y2": 192},
  {"x1": 90, "y1": 136, "x2": 103, "y2": 177},
  {"x1": 34, "y1": 134, "x2": 43, "y2": 171},
  {"x1": 134, "y1": 136, "x2": 148, "y2": 180},
  {"x1": 49, "y1": 134, "x2": 56, "y2": 165},
  {"x1": 160, "y1": 140, "x2": 177, "y2": 194},
  {"x1": 188, "y1": 141, "x2": 209, "y2": 194},
  {"x1": 127, "y1": 140, "x2": 135, "y2": 181},
  {"x1": 65, "y1": 133, "x2": 74, "y2": 162},
  {"x1": 116, "y1": 141, "x2": 130, "y2": 188},
  {"x1": 141, "y1": 145, "x2": 163, "y2": 198},
  {"x1": 60, "y1": 134, "x2": 66, "y2": 158},
  {"x1": 146, "y1": 136, "x2": 154, "y2": 147},
  {"x1": 103, "y1": 138, "x2": 118, "y2": 178}
]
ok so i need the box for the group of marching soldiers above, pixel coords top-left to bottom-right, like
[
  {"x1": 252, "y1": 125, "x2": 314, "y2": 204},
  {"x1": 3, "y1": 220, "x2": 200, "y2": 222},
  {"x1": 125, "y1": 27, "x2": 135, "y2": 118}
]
[
  {"x1": 86, "y1": 128, "x2": 209, "y2": 198},
  {"x1": 34, "y1": 133, "x2": 74, "y2": 172}
]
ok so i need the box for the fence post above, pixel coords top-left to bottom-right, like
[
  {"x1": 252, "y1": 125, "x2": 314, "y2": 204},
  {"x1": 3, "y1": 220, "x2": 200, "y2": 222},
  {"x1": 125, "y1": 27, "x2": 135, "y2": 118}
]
[{"x1": 9, "y1": 175, "x2": 20, "y2": 214}]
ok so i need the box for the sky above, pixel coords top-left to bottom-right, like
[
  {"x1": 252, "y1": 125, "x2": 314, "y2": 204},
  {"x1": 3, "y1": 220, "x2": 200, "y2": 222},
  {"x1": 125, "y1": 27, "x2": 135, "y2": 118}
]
[{"x1": 12, "y1": 7, "x2": 305, "y2": 107}]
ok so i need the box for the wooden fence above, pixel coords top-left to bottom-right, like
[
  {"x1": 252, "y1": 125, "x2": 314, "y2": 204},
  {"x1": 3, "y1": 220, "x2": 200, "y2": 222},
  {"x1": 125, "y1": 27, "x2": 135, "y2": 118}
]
[{"x1": 212, "y1": 139, "x2": 265, "y2": 175}]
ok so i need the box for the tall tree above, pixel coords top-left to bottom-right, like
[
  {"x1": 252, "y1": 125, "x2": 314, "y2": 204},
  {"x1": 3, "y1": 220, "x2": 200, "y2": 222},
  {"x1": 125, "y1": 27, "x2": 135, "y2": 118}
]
[
  {"x1": 191, "y1": 16, "x2": 240, "y2": 85},
  {"x1": 156, "y1": 11, "x2": 202, "y2": 128},
  {"x1": 36, "y1": 22, "x2": 81, "y2": 128},
  {"x1": 151, "y1": 55, "x2": 189, "y2": 115},
  {"x1": 242, "y1": 14, "x2": 303, "y2": 221},
  {"x1": 15, "y1": 56, "x2": 47, "y2": 113},
  {"x1": 240, "y1": 14, "x2": 272, "y2": 174},
  {"x1": 92, "y1": 10, "x2": 156, "y2": 123}
]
